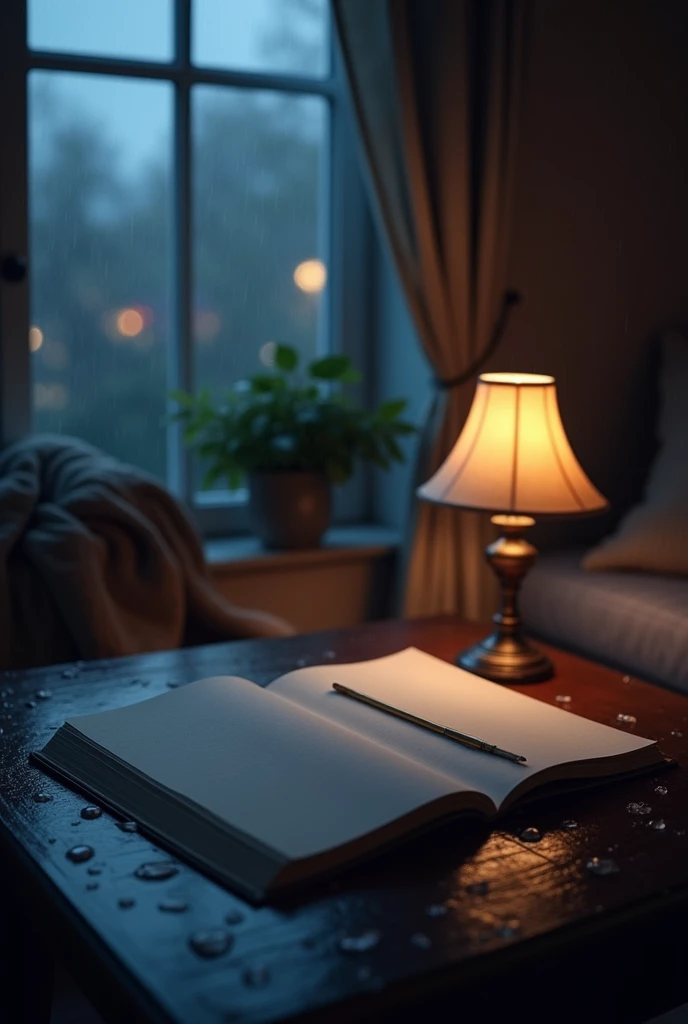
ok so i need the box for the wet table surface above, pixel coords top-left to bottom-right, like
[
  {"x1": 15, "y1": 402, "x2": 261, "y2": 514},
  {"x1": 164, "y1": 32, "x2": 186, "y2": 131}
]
[{"x1": 2, "y1": 617, "x2": 688, "y2": 1024}]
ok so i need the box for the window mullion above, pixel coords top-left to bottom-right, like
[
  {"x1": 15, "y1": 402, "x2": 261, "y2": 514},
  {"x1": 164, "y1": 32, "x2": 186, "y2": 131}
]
[
  {"x1": 0, "y1": 0, "x2": 30, "y2": 447},
  {"x1": 167, "y1": 0, "x2": 193, "y2": 500},
  {"x1": 27, "y1": 51, "x2": 336, "y2": 99}
]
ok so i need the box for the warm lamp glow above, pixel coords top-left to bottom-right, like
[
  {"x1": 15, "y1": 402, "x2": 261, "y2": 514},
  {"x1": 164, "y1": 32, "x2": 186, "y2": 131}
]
[
  {"x1": 418, "y1": 372, "x2": 606, "y2": 516},
  {"x1": 29, "y1": 326, "x2": 44, "y2": 352},
  {"x1": 417, "y1": 372, "x2": 607, "y2": 683},
  {"x1": 116, "y1": 308, "x2": 145, "y2": 337},
  {"x1": 293, "y1": 259, "x2": 327, "y2": 294}
]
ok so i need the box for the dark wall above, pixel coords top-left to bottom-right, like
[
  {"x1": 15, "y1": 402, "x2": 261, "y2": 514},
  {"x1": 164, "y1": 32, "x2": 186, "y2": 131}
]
[
  {"x1": 375, "y1": 0, "x2": 688, "y2": 551},
  {"x1": 496, "y1": 0, "x2": 688, "y2": 549}
]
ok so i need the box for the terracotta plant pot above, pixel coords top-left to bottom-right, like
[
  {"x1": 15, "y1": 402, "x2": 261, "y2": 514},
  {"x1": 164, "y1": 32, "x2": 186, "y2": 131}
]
[{"x1": 248, "y1": 471, "x2": 332, "y2": 550}]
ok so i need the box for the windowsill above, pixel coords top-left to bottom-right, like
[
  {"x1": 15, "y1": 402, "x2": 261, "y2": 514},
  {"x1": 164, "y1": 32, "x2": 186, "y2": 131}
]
[{"x1": 205, "y1": 524, "x2": 401, "y2": 576}]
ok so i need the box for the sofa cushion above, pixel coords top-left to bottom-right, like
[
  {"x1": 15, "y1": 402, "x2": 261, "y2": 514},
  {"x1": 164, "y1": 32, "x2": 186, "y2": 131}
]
[
  {"x1": 521, "y1": 548, "x2": 688, "y2": 693},
  {"x1": 583, "y1": 331, "x2": 688, "y2": 576}
]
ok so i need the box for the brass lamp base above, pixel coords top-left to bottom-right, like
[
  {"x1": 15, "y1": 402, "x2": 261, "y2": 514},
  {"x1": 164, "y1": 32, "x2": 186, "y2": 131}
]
[
  {"x1": 457, "y1": 634, "x2": 553, "y2": 683},
  {"x1": 457, "y1": 515, "x2": 554, "y2": 684}
]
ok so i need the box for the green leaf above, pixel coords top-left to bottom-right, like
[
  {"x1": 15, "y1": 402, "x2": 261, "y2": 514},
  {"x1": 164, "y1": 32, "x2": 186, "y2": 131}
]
[
  {"x1": 169, "y1": 389, "x2": 197, "y2": 410},
  {"x1": 394, "y1": 421, "x2": 418, "y2": 436},
  {"x1": 201, "y1": 464, "x2": 223, "y2": 490},
  {"x1": 274, "y1": 344, "x2": 299, "y2": 372},
  {"x1": 383, "y1": 434, "x2": 404, "y2": 462},
  {"x1": 249, "y1": 374, "x2": 282, "y2": 393},
  {"x1": 227, "y1": 467, "x2": 244, "y2": 490},
  {"x1": 378, "y1": 397, "x2": 408, "y2": 421},
  {"x1": 339, "y1": 368, "x2": 363, "y2": 384},
  {"x1": 309, "y1": 354, "x2": 352, "y2": 380}
]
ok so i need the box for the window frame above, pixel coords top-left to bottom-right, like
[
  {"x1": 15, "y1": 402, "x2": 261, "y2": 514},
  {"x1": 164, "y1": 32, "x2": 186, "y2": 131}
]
[{"x1": 0, "y1": 0, "x2": 373, "y2": 535}]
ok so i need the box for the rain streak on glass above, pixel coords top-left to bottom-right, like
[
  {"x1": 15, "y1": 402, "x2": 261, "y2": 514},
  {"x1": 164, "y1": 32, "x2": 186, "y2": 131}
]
[
  {"x1": 192, "y1": 0, "x2": 329, "y2": 77},
  {"x1": 190, "y1": 83, "x2": 328, "y2": 494},
  {"x1": 28, "y1": 0, "x2": 174, "y2": 61},
  {"x1": 28, "y1": 71, "x2": 173, "y2": 482}
]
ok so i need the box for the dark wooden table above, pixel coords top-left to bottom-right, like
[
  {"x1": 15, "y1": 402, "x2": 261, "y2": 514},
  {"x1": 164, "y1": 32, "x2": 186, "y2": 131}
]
[{"x1": 2, "y1": 617, "x2": 688, "y2": 1024}]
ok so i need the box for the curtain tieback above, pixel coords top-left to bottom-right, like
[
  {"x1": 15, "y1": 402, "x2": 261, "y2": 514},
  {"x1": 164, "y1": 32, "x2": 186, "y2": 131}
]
[{"x1": 434, "y1": 290, "x2": 522, "y2": 391}]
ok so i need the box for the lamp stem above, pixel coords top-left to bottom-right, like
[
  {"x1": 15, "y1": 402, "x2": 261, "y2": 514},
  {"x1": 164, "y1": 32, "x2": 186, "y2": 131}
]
[
  {"x1": 456, "y1": 515, "x2": 553, "y2": 683},
  {"x1": 489, "y1": 516, "x2": 535, "y2": 641}
]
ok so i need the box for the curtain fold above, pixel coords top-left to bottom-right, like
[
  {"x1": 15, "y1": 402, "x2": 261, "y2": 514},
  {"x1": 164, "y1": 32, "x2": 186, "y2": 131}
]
[{"x1": 333, "y1": 0, "x2": 527, "y2": 622}]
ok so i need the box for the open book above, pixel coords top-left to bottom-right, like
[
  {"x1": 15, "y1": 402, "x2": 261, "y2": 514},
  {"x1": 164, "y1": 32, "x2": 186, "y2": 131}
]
[{"x1": 34, "y1": 648, "x2": 664, "y2": 902}]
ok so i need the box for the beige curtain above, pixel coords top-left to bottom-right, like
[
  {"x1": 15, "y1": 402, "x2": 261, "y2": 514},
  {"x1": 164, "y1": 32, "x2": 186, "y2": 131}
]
[{"x1": 333, "y1": 0, "x2": 527, "y2": 621}]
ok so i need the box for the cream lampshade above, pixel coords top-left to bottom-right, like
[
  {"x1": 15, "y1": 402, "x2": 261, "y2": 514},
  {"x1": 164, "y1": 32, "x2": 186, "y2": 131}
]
[{"x1": 418, "y1": 373, "x2": 607, "y2": 683}]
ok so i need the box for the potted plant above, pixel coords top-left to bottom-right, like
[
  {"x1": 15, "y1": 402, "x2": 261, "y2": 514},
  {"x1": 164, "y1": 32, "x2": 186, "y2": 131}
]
[{"x1": 171, "y1": 344, "x2": 416, "y2": 549}]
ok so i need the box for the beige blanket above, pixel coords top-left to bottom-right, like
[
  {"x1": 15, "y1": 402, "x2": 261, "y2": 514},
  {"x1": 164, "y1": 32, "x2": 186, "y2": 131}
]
[{"x1": 0, "y1": 436, "x2": 294, "y2": 669}]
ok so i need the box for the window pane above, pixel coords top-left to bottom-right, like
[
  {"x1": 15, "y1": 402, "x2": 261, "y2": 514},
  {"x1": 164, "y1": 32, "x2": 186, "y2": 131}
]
[
  {"x1": 192, "y1": 0, "x2": 329, "y2": 78},
  {"x1": 28, "y1": 0, "x2": 173, "y2": 62},
  {"x1": 28, "y1": 72, "x2": 173, "y2": 481},
  {"x1": 192, "y1": 86, "x2": 328, "y2": 491}
]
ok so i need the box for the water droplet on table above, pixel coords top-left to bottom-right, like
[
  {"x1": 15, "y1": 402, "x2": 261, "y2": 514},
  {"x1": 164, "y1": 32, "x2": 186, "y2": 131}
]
[
  {"x1": 654, "y1": 785, "x2": 668, "y2": 796},
  {"x1": 495, "y1": 917, "x2": 521, "y2": 939},
  {"x1": 62, "y1": 669, "x2": 78, "y2": 678},
  {"x1": 71, "y1": 820, "x2": 81, "y2": 827},
  {"x1": 166, "y1": 681, "x2": 180, "y2": 688},
  {"x1": 225, "y1": 909, "x2": 244, "y2": 925},
  {"x1": 555, "y1": 695, "x2": 572, "y2": 704},
  {"x1": 627, "y1": 801, "x2": 652, "y2": 815},
  {"x1": 36, "y1": 689, "x2": 51, "y2": 700},
  {"x1": 87, "y1": 866, "x2": 102, "y2": 876},
  {"x1": 66, "y1": 845, "x2": 94, "y2": 864},
  {"x1": 586, "y1": 857, "x2": 620, "y2": 876},
  {"x1": 33, "y1": 792, "x2": 53, "y2": 803},
  {"x1": 242, "y1": 965, "x2": 271, "y2": 988},
  {"x1": 135, "y1": 861, "x2": 179, "y2": 881},
  {"x1": 25, "y1": 700, "x2": 37, "y2": 709},
  {"x1": 561, "y1": 819, "x2": 578, "y2": 829},
  {"x1": 48, "y1": 837, "x2": 56, "y2": 844},
  {"x1": 158, "y1": 898, "x2": 189, "y2": 913},
  {"x1": 649, "y1": 819, "x2": 666, "y2": 831},
  {"x1": 520, "y1": 827, "x2": 542, "y2": 842},
  {"x1": 616, "y1": 713, "x2": 637, "y2": 724},
  {"x1": 339, "y1": 930, "x2": 381, "y2": 953},
  {"x1": 425, "y1": 903, "x2": 448, "y2": 917},
  {"x1": 81, "y1": 805, "x2": 102, "y2": 820},
  {"x1": 467, "y1": 880, "x2": 489, "y2": 895},
  {"x1": 118, "y1": 897, "x2": 135, "y2": 909},
  {"x1": 86, "y1": 882, "x2": 99, "y2": 891},
  {"x1": 189, "y1": 929, "x2": 233, "y2": 958},
  {"x1": 410, "y1": 932, "x2": 432, "y2": 949},
  {"x1": 671, "y1": 730, "x2": 683, "y2": 738},
  {"x1": 116, "y1": 820, "x2": 138, "y2": 833}
]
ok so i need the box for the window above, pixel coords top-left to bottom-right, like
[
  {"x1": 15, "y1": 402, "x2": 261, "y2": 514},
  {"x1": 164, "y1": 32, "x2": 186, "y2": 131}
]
[{"x1": 0, "y1": 0, "x2": 371, "y2": 532}]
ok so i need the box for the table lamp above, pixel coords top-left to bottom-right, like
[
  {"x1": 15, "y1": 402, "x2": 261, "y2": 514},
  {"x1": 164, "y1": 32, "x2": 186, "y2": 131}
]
[{"x1": 418, "y1": 373, "x2": 607, "y2": 683}]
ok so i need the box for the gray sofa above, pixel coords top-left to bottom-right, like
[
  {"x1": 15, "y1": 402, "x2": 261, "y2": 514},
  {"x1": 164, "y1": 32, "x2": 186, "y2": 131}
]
[
  {"x1": 519, "y1": 331, "x2": 688, "y2": 695},
  {"x1": 521, "y1": 549, "x2": 688, "y2": 693}
]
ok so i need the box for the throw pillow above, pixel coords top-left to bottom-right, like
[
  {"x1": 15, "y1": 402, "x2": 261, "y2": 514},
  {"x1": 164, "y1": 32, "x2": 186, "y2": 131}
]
[{"x1": 583, "y1": 331, "x2": 688, "y2": 576}]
